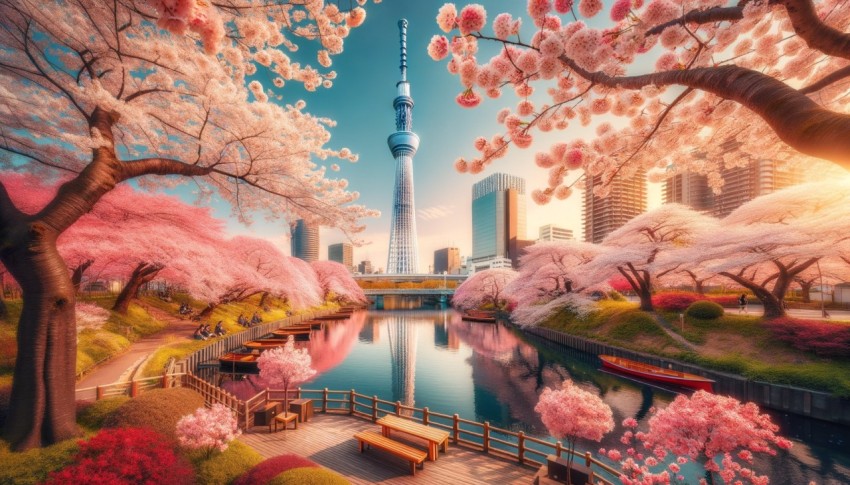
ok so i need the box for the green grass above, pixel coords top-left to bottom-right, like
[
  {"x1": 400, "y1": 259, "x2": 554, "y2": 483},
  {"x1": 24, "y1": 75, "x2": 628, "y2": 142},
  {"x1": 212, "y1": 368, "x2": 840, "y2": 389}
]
[
  {"x1": 76, "y1": 329, "x2": 131, "y2": 376},
  {"x1": 0, "y1": 437, "x2": 82, "y2": 485},
  {"x1": 141, "y1": 340, "x2": 210, "y2": 377},
  {"x1": 192, "y1": 441, "x2": 263, "y2": 485},
  {"x1": 102, "y1": 302, "x2": 167, "y2": 340}
]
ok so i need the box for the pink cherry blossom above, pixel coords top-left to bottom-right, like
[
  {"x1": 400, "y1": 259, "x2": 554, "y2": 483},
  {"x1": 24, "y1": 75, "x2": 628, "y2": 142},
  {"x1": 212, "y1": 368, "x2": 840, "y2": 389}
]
[
  {"x1": 555, "y1": 0, "x2": 574, "y2": 13},
  {"x1": 428, "y1": 35, "x2": 450, "y2": 61},
  {"x1": 492, "y1": 13, "x2": 515, "y2": 40},
  {"x1": 528, "y1": 0, "x2": 552, "y2": 20},
  {"x1": 258, "y1": 336, "x2": 317, "y2": 409},
  {"x1": 578, "y1": 0, "x2": 603, "y2": 18},
  {"x1": 453, "y1": 268, "x2": 518, "y2": 311},
  {"x1": 176, "y1": 404, "x2": 240, "y2": 457},
  {"x1": 437, "y1": 3, "x2": 458, "y2": 32},
  {"x1": 458, "y1": 4, "x2": 487, "y2": 35},
  {"x1": 456, "y1": 89, "x2": 482, "y2": 108},
  {"x1": 346, "y1": 7, "x2": 366, "y2": 28},
  {"x1": 610, "y1": 0, "x2": 632, "y2": 21}
]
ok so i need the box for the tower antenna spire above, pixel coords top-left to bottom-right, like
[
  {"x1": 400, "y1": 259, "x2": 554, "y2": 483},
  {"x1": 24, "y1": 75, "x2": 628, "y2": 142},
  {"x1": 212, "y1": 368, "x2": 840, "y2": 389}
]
[{"x1": 398, "y1": 19, "x2": 408, "y2": 82}]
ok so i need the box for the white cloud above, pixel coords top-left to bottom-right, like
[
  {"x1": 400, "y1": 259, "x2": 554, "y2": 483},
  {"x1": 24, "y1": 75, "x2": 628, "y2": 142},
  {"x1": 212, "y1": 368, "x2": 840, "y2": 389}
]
[{"x1": 417, "y1": 204, "x2": 455, "y2": 221}]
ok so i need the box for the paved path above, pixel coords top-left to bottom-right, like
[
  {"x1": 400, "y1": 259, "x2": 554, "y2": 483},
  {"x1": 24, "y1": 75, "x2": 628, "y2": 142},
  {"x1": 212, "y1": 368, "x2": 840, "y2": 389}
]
[
  {"x1": 76, "y1": 303, "x2": 198, "y2": 390},
  {"x1": 624, "y1": 296, "x2": 850, "y2": 321}
]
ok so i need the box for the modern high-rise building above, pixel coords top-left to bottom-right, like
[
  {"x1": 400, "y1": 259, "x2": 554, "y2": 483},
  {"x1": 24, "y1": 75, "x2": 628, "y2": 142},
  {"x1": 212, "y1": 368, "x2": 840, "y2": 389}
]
[
  {"x1": 290, "y1": 219, "x2": 319, "y2": 262},
  {"x1": 386, "y1": 19, "x2": 420, "y2": 274},
  {"x1": 583, "y1": 171, "x2": 647, "y2": 243},
  {"x1": 709, "y1": 160, "x2": 803, "y2": 218},
  {"x1": 663, "y1": 160, "x2": 804, "y2": 217},
  {"x1": 538, "y1": 224, "x2": 574, "y2": 242},
  {"x1": 328, "y1": 243, "x2": 353, "y2": 271},
  {"x1": 433, "y1": 247, "x2": 461, "y2": 274},
  {"x1": 471, "y1": 173, "x2": 528, "y2": 271},
  {"x1": 358, "y1": 260, "x2": 373, "y2": 274},
  {"x1": 663, "y1": 172, "x2": 713, "y2": 211}
]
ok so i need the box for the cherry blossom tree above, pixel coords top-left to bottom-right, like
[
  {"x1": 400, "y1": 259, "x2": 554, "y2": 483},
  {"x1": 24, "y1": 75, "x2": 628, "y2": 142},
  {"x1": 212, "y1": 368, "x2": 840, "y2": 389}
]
[
  {"x1": 674, "y1": 181, "x2": 850, "y2": 318},
  {"x1": 311, "y1": 260, "x2": 368, "y2": 305},
  {"x1": 429, "y1": 1, "x2": 850, "y2": 203},
  {"x1": 535, "y1": 380, "x2": 614, "y2": 477},
  {"x1": 588, "y1": 205, "x2": 718, "y2": 311},
  {"x1": 257, "y1": 335, "x2": 316, "y2": 415},
  {"x1": 506, "y1": 241, "x2": 603, "y2": 326},
  {"x1": 452, "y1": 268, "x2": 518, "y2": 311},
  {"x1": 0, "y1": 0, "x2": 378, "y2": 448},
  {"x1": 176, "y1": 403, "x2": 240, "y2": 459},
  {"x1": 620, "y1": 390, "x2": 792, "y2": 485}
]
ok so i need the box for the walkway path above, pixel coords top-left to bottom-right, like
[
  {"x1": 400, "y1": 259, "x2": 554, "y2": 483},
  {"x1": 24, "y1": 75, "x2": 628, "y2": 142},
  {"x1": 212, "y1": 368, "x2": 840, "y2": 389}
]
[
  {"x1": 651, "y1": 313, "x2": 697, "y2": 351},
  {"x1": 75, "y1": 303, "x2": 198, "y2": 390}
]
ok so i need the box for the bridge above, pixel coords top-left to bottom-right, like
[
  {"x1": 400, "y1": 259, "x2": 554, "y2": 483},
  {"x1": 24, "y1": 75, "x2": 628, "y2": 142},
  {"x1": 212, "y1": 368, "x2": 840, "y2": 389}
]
[
  {"x1": 361, "y1": 288, "x2": 454, "y2": 296},
  {"x1": 355, "y1": 274, "x2": 466, "y2": 310}
]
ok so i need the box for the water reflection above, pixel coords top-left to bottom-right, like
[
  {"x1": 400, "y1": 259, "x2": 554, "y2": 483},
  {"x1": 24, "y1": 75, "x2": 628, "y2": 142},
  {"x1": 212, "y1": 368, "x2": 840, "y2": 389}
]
[{"x1": 206, "y1": 309, "x2": 849, "y2": 484}]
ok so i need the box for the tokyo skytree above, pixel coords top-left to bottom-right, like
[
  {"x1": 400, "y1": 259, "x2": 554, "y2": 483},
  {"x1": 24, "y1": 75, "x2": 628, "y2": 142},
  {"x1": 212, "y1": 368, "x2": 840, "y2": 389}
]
[{"x1": 386, "y1": 19, "x2": 420, "y2": 274}]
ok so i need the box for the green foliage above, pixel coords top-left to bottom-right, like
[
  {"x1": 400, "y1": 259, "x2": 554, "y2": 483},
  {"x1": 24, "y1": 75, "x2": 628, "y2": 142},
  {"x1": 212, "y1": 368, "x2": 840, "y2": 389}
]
[
  {"x1": 0, "y1": 437, "x2": 80, "y2": 485},
  {"x1": 607, "y1": 312, "x2": 665, "y2": 340},
  {"x1": 269, "y1": 467, "x2": 351, "y2": 485},
  {"x1": 76, "y1": 329, "x2": 130, "y2": 376},
  {"x1": 103, "y1": 302, "x2": 167, "y2": 340},
  {"x1": 76, "y1": 396, "x2": 130, "y2": 431},
  {"x1": 194, "y1": 441, "x2": 263, "y2": 485},
  {"x1": 607, "y1": 291, "x2": 626, "y2": 301},
  {"x1": 685, "y1": 301, "x2": 724, "y2": 319},
  {"x1": 141, "y1": 340, "x2": 209, "y2": 377},
  {"x1": 103, "y1": 388, "x2": 205, "y2": 442}
]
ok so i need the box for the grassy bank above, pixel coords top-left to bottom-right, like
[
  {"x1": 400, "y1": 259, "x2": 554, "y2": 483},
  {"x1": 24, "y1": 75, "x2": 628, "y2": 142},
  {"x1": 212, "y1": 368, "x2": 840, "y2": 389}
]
[{"x1": 540, "y1": 301, "x2": 850, "y2": 397}]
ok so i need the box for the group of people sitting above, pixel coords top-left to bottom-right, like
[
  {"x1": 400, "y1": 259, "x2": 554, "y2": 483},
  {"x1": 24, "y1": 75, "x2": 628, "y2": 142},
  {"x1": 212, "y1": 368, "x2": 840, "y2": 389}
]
[
  {"x1": 192, "y1": 321, "x2": 226, "y2": 340},
  {"x1": 178, "y1": 303, "x2": 192, "y2": 315},
  {"x1": 237, "y1": 312, "x2": 263, "y2": 327}
]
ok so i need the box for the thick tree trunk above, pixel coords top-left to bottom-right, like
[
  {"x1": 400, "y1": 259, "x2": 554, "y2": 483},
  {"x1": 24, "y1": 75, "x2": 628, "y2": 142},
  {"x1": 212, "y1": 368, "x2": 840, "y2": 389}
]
[
  {"x1": 720, "y1": 272, "x2": 787, "y2": 319},
  {"x1": 112, "y1": 262, "x2": 163, "y2": 314},
  {"x1": 798, "y1": 280, "x2": 813, "y2": 303},
  {"x1": 258, "y1": 291, "x2": 269, "y2": 308},
  {"x1": 197, "y1": 303, "x2": 217, "y2": 319},
  {"x1": 618, "y1": 264, "x2": 654, "y2": 312},
  {"x1": 0, "y1": 224, "x2": 79, "y2": 450},
  {"x1": 70, "y1": 259, "x2": 93, "y2": 292}
]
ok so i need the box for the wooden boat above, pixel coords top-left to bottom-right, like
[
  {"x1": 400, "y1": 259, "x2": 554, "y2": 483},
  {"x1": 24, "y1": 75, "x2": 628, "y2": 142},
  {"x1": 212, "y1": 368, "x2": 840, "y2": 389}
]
[
  {"x1": 219, "y1": 352, "x2": 261, "y2": 372},
  {"x1": 599, "y1": 355, "x2": 715, "y2": 392},
  {"x1": 461, "y1": 310, "x2": 497, "y2": 323},
  {"x1": 314, "y1": 313, "x2": 352, "y2": 320},
  {"x1": 243, "y1": 339, "x2": 289, "y2": 350},
  {"x1": 271, "y1": 327, "x2": 312, "y2": 338}
]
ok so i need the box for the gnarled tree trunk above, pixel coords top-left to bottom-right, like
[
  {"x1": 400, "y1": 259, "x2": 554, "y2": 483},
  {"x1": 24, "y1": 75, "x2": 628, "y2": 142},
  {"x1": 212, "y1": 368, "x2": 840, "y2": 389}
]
[
  {"x1": 618, "y1": 264, "x2": 654, "y2": 312},
  {"x1": 112, "y1": 262, "x2": 163, "y2": 314},
  {"x1": 0, "y1": 222, "x2": 79, "y2": 450},
  {"x1": 70, "y1": 259, "x2": 93, "y2": 292}
]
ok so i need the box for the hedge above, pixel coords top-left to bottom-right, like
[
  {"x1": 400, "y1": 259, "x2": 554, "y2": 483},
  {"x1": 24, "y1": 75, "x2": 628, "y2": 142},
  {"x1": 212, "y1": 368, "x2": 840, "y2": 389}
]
[
  {"x1": 103, "y1": 388, "x2": 205, "y2": 442},
  {"x1": 686, "y1": 301, "x2": 724, "y2": 319}
]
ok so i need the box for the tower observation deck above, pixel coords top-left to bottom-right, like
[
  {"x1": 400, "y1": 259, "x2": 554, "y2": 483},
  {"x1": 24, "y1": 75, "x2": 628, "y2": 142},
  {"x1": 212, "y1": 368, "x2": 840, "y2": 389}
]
[{"x1": 386, "y1": 19, "x2": 420, "y2": 274}]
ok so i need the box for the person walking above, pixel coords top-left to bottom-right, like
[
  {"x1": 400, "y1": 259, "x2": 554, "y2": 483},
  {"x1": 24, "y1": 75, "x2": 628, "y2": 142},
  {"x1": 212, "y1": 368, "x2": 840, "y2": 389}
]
[{"x1": 738, "y1": 294, "x2": 747, "y2": 314}]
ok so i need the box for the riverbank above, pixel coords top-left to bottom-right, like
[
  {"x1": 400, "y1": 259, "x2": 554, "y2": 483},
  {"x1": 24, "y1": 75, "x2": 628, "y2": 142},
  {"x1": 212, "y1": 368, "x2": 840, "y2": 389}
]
[{"x1": 522, "y1": 301, "x2": 850, "y2": 425}]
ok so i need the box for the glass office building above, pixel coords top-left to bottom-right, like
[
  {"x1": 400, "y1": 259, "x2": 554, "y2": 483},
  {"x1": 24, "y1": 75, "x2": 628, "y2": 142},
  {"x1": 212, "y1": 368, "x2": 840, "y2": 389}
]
[
  {"x1": 471, "y1": 173, "x2": 527, "y2": 268},
  {"x1": 291, "y1": 219, "x2": 319, "y2": 262}
]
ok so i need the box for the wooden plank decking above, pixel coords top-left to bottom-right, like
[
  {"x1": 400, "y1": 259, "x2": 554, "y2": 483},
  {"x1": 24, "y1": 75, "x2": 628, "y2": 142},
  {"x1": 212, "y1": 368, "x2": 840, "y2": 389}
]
[{"x1": 239, "y1": 413, "x2": 536, "y2": 484}]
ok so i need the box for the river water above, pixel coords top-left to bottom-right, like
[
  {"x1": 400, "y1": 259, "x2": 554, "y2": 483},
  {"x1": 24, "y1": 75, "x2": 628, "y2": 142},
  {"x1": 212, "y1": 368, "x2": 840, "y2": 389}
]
[{"x1": 209, "y1": 308, "x2": 849, "y2": 484}]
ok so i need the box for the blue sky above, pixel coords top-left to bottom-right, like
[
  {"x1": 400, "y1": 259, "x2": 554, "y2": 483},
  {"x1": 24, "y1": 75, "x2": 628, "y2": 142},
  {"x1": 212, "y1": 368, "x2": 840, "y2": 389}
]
[{"x1": 222, "y1": 0, "x2": 662, "y2": 272}]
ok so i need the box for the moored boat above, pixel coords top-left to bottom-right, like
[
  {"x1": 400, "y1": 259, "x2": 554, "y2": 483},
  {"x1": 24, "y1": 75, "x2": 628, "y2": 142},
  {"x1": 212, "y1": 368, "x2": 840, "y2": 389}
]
[
  {"x1": 314, "y1": 313, "x2": 351, "y2": 320},
  {"x1": 244, "y1": 339, "x2": 289, "y2": 350},
  {"x1": 599, "y1": 355, "x2": 714, "y2": 392},
  {"x1": 271, "y1": 327, "x2": 312, "y2": 338},
  {"x1": 219, "y1": 352, "x2": 261, "y2": 372},
  {"x1": 461, "y1": 310, "x2": 497, "y2": 323}
]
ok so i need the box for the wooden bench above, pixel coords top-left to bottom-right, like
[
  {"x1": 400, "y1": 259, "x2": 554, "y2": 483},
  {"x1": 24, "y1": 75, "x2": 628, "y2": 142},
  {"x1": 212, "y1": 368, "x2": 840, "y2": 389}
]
[
  {"x1": 353, "y1": 431, "x2": 427, "y2": 476},
  {"x1": 377, "y1": 415, "x2": 450, "y2": 461},
  {"x1": 273, "y1": 412, "x2": 298, "y2": 432}
]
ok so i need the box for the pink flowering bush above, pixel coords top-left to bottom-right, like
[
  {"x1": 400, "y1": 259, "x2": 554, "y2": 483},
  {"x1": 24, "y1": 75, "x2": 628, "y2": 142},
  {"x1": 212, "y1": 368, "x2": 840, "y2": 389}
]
[
  {"x1": 75, "y1": 303, "x2": 111, "y2": 333},
  {"x1": 615, "y1": 391, "x2": 792, "y2": 485},
  {"x1": 535, "y1": 380, "x2": 614, "y2": 468},
  {"x1": 258, "y1": 336, "x2": 316, "y2": 411},
  {"x1": 766, "y1": 318, "x2": 850, "y2": 358},
  {"x1": 176, "y1": 403, "x2": 240, "y2": 458},
  {"x1": 652, "y1": 292, "x2": 702, "y2": 312}
]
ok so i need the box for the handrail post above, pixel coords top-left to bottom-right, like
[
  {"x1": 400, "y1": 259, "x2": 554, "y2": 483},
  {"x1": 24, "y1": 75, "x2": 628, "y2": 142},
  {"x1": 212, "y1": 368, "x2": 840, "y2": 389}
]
[
  {"x1": 372, "y1": 395, "x2": 378, "y2": 422},
  {"x1": 452, "y1": 414, "x2": 459, "y2": 444},
  {"x1": 322, "y1": 388, "x2": 328, "y2": 413},
  {"x1": 96, "y1": 385, "x2": 103, "y2": 400},
  {"x1": 395, "y1": 400, "x2": 401, "y2": 416},
  {"x1": 585, "y1": 451, "x2": 592, "y2": 467},
  {"x1": 130, "y1": 380, "x2": 139, "y2": 398},
  {"x1": 556, "y1": 441, "x2": 563, "y2": 458},
  {"x1": 349, "y1": 389, "x2": 355, "y2": 415},
  {"x1": 422, "y1": 407, "x2": 429, "y2": 426},
  {"x1": 518, "y1": 431, "x2": 525, "y2": 464},
  {"x1": 243, "y1": 401, "x2": 249, "y2": 429},
  {"x1": 483, "y1": 421, "x2": 490, "y2": 452},
  {"x1": 297, "y1": 387, "x2": 302, "y2": 399}
]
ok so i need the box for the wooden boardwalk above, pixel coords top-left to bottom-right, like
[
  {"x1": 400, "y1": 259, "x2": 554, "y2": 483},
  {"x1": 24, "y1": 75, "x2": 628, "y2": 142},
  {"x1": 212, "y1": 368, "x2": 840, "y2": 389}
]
[{"x1": 240, "y1": 413, "x2": 537, "y2": 484}]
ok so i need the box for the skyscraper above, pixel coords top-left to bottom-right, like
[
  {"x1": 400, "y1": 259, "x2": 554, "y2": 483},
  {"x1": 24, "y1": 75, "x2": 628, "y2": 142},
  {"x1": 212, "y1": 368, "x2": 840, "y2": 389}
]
[
  {"x1": 583, "y1": 171, "x2": 647, "y2": 243},
  {"x1": 433, "y1": 247, "x2": 461, "y2": 274},
  {"x1": 328, "y1": 242, "x2": 353, "y2": 271},
  {"x1": 290, "y1": 219, "x2": 319, "y2": 262},
  {"x1": 470, "y1": 173, "x2": 527, "y2": 271},
  {"x1": 358, "y1": 260, "x2": 373, "y2": 274},
  {"x1": 663, "y1": 172, "x2": 713, "y2": 211},
  {"x1": 386, "y1": 19, "x2": 420, "y2": 274}
]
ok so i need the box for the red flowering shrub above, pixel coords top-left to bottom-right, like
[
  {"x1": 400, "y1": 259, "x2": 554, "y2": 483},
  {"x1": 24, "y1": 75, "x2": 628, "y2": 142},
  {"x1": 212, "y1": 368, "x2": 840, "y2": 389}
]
[
  {"x1": 708, "y1": 294, "x2": 741, "y2": 307},
  {"x1": 43, "y1": 427, "x2": 194, "y2": 485},
  {"x1": 233, "y1": 454, "x2": 319, "y2": 485},
  {"x1": 766, "y1": 318, "x2": 850, "y2": 358},
  {"x1": 652, "y1": 292, "x2": 702, "y2": 312}
]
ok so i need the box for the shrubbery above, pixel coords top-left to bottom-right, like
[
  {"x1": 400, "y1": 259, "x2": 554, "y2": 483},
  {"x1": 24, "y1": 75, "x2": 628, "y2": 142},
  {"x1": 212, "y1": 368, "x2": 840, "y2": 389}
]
[
  {"x1": 708, "y1": 294, "x2": 741, "y2": 307},
  {"x1": 43, "y1": 427, "x2": 194, "y2": 485},
  {"x1": 766, "y1": 318, "x2": 850, "y2": 357},
  {"x1": 103, "y1": 388, "x2": 205, "y2": 442},
  {"x1": 194, "y1": 440, "x2": 262, "y2": 485},
  {"x1": 233, "y1": 454, "x2": 319, "y2": 485},
  {"x1": 686, "y1": 301, "x2": 725, "y2": 319},
  {"x1": 652, "y1": 292, "x2": 702, "y2": 312},
  {"x1": 270, "y1": 467, "x2": 350, "y2": 485},
  {"x1": 76, "y1": 396, "x2": 129, "y2": 430}
]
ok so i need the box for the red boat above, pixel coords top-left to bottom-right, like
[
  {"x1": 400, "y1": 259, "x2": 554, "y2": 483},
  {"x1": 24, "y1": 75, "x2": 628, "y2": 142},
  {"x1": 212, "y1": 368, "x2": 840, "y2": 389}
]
[
  {"x1": 219, "y1": 352, "x2": 261, "y2": 372},
  {"x1": 461, "y1": 310, "x2": 497, "y2": 323},
  {"x1": 599, "y1": 355, "x2": 715, "y2": 392}
]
